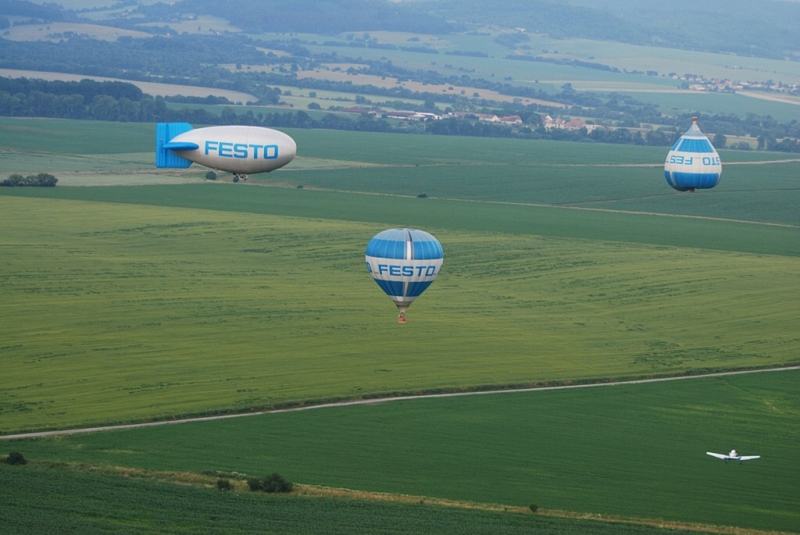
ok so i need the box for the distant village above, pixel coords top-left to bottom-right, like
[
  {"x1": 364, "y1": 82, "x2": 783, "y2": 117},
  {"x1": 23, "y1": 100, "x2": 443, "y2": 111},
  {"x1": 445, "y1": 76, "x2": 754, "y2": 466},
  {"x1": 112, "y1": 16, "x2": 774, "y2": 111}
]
[
  {"x1": 336, "y1": 106, "x2": 609, "y2": 133},
  {"x1": 669, "y1": 73, "x2": 800, "y2": 96}
]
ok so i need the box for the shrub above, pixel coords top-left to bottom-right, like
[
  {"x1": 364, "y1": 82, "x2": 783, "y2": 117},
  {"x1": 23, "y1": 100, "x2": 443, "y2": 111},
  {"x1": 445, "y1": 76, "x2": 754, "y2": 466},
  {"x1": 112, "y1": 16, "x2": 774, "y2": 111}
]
[
  {"x1": 205, "y1": 171, "x2": 217, "y2": 180},
  {"x1": 296, "y1": 184, "x2": 304, "y2": 189},
  {"x1": 529, "y1": 504, "x2": 538, "y2": 513},
  {"x1": 5, "y1": 451, "x2": 27, "y2": 465},
  {"x1": 417, "y1": 193, "x2": 428, "y2": 198},
  {"x1": 247, "y1": 473, "x2": 292, "y2": 493},
  {"x1": 262, "y1": 472, "x2": 293, "y2": 493},
  {"x1": 216, "y1": 478, "x2": 232, "y2": 491}
]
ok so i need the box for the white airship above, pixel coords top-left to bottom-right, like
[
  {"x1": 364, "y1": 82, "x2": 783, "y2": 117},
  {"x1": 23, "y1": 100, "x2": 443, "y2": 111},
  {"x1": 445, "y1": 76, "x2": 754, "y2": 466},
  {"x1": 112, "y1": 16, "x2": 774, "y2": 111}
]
[
  {"x1": 155, "y1": 123, "x2": 296, "y2": 181},
  {"x1": 706, "y1": 449, "x2": 761, "y2": 462}
]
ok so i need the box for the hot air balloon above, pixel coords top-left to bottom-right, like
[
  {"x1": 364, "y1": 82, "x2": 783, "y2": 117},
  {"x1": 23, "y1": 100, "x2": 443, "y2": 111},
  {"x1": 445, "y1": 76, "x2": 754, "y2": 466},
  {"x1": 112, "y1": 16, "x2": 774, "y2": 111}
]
[
  {"x1": 664, "y1": 117, "x2": 722, "y2": 192},
  {"x1": 365, "y1": 228, "x2": 444, "y2": 324}
]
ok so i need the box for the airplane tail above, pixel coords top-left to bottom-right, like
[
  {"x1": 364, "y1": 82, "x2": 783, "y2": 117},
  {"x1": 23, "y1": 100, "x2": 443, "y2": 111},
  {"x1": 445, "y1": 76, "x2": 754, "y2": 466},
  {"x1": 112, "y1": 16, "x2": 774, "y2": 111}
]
[{"x1": 155, "y1": 122, "x2": 194, "y2": 168}]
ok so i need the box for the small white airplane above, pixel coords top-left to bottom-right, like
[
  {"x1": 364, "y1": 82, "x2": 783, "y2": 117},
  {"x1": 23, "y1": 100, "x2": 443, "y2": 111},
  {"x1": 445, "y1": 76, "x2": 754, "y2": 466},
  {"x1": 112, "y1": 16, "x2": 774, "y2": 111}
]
[{"x1": 706, "y1": 449, "x2": 761, "y2": 462}]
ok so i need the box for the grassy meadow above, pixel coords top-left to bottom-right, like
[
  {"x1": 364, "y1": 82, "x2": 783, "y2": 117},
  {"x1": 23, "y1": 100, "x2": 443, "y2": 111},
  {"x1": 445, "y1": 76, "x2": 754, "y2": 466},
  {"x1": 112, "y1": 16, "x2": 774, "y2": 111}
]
[{"x1": 11, "y1": 370, "x2": 800, "y2": 532}]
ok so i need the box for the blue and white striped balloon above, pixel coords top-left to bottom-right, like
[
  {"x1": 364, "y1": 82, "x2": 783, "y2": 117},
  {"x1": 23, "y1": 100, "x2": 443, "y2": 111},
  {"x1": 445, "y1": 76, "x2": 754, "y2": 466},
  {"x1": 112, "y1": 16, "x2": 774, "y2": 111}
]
[
  {"x1": 664, "y1": 117, "x2": 722, "y2": 192},
  {"x1": 365, "y1": 228, "x2": 444, "y2": 323}
]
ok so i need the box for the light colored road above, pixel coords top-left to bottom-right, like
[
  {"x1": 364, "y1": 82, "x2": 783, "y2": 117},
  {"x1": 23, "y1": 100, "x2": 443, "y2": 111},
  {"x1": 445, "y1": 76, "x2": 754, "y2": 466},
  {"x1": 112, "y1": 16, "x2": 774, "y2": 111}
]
[{"x1": 2, "y1": 365, "x2": 798, "y2": 441}]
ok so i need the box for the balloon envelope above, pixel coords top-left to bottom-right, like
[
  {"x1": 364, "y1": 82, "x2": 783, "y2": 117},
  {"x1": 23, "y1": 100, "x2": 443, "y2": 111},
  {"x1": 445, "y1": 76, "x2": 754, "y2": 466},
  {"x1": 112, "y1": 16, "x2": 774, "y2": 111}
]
[
  {"x1": 664, "y1": 118, "x2": 722, "y2": 191},
  {"x1": 365, "y1": 228, "x2": 444, "y2": 319}
]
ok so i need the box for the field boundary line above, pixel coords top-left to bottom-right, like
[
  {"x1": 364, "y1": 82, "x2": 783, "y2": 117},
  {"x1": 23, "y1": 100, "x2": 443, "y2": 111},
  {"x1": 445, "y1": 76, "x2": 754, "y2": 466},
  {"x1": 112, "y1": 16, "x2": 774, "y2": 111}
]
[{"x1": 2, "y1": 365, "x2": 798, "y2": 441}]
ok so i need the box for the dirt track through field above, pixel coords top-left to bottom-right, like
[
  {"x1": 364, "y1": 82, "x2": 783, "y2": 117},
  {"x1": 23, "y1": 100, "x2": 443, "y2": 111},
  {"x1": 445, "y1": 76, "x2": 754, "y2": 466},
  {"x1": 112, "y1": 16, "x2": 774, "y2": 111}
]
[{"x1": 2, "y1": 365, "x2": 798, "y2": 441}]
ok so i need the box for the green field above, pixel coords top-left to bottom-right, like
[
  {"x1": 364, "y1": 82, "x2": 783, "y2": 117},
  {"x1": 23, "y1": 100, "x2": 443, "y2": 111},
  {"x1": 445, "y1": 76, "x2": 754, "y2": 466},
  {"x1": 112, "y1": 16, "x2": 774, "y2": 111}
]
[
  {"x1": 3, "y1": 117, "x2": 799, "y2": 226},
  {"x1": 0, "y1": 464, "x2": 704, "y2": 535},
  {"x1": 302, "y1": 30, "x2": 800, "y2": 86},
  {"x1": 615, "y1": 91, "x2": 800, "y2": 123},
  {"x1": 1, "y1": 116, "x2": 798, "y2": 532},
  {"x1": 260, "y1": 31, "x2": 800, "y2": 120},
  {"x1": 1, "y1": 117, "x2": 799, "y2": 432},
  {"x1": 11, "y1": 370, "x2": 800, "y2": 532},
  {"x1": 2, "y1": 464, "x2": 691, "y2": 535},
  {"x1": 1, "y1": 192, "x2": 798, "y2": 432}
]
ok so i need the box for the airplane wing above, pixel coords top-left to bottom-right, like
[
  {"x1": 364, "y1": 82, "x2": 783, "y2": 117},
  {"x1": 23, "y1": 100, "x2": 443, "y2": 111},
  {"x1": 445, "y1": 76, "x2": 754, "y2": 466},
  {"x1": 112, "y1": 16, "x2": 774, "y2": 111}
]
[
  {"x1": 739, "y1": 455, "x2": 761, "y2": 461},
  {"x1": 706, "y1": 452, "x2": 728, "y2": 459}
]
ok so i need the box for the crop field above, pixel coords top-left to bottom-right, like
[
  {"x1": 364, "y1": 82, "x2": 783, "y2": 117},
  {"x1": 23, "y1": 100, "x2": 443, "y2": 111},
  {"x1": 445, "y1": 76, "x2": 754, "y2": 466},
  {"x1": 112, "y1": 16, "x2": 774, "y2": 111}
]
[
  {"x1": 519, "y1": 35, "x2": 800, "y2": 85},
  {"x1": 295, "y1": 68, "x2": 567, "y2": 108},
  {"x1": 1, "y1": 116, "x2": 798, "y2": 532},
  {"x1": 1, "y1": 190, "x2": 798, "y2": 431},
  {"x1": 257, "y1": 31, "x2": 800, "y2": 118},
  {"x1": 11, "y1": 370, "x2": 800, "y2": 532},
  {"x1": 301, "y1": 41, "x2": 662, "y2": 86},
  {"x1": 0, "y1": 22, "x2": 151, "y2": 42},
  {"x1": 138, "y1": 15, "x2": 241, "y2": 35},
  {"x1": 0, "y1": 69, "x2": 258, "y2": 103},
  {"x1": 0, "y1": 465, "x2": 697, "y2": 535},
  {"x1": 615, "y1": 91, "x2": 800, "y2": 123},
  {"x1": 4, "y1": 117, "x2": 798, "y2": 227},
  {"x1": 305, "y1": 30, "x2": 800, "y2": 86}
]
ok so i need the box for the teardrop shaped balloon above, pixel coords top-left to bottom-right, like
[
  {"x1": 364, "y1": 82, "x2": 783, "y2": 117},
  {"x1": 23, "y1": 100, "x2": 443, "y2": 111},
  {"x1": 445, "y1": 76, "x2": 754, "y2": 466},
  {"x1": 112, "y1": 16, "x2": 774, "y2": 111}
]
[
  {"x1": 365, "y1": 228, "x2": 444, "y2": 324},
  {"x1": 664, "y1": 117, "x2": 722, "y2": 192}
]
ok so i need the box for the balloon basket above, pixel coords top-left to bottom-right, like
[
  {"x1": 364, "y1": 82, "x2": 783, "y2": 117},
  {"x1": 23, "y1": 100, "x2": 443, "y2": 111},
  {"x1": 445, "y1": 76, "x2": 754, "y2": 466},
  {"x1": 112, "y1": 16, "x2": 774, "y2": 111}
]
[{"x1": 397, "y1": 312, "x2": 408, "y2": 325}]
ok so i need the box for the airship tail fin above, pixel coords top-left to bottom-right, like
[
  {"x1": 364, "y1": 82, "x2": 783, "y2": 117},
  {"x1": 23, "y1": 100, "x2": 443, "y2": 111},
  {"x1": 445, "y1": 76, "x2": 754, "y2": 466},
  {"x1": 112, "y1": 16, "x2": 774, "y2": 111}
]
[{"x1": 155, "y1": 122, "x2": 194, "y2": 168}]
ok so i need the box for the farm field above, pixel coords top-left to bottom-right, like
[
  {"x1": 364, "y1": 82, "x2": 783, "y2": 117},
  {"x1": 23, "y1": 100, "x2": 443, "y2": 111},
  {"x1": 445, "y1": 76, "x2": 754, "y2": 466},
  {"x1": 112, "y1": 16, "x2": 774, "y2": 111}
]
[
  {"x1": 251, "y1": 31, "x2": 800, "y2": 120},
  {"x1": 0, "y1": 464, "x2": 699, "y2": 535},
  {"x1": 4, "y1": 182, "x2": 799, "y2": 256},
  {"x1": 302, "y1": 30, "x2": 800, "y2": 86},
  {"x1": 0, "y1": 22, "x2": 150, "y2": 42},
  {"x1": 2, "y1": 116, "x2": 789, "y2": 163},
  {"x1": 517, "y1": 34, "x2": 800, "y2": 84},
  {"x1": 0, "y1": 69, "x2": 258, "y2": 103},
  {"x1": 1, "y1": 190, "x2": 798, "y2": 431},
  {"x1": 3, "y1": 3, "x2": 800, "y2": 531},
  {"x1": 300, "y1": 41, "x2": 666, "y2": 86},
  {"x1": 1, "y1": 110, "x2": 798, "y2": 532},
  {"x1": 3, "y1": 117, "x2": 799, "y2": 226},
  {"x1": 11, "y1": 370, "x2": 800, "y2": 532},
  {"x1": 1, "y1": 113, "x2": 797, "y2": 513},
  {"x1": 614, "y1": 91, "x2": 800, "y2": 123}
]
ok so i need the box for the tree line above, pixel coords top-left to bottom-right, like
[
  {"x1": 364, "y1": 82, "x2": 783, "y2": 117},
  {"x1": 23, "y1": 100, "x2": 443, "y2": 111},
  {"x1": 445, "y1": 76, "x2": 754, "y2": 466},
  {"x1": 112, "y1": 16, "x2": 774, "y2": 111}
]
[
  {"x1": 1, "y1": 173, "x2": 58, "y2": 187},
  {"x1": 1, "y1": 76, "x2": 798, "y2": 152}
]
